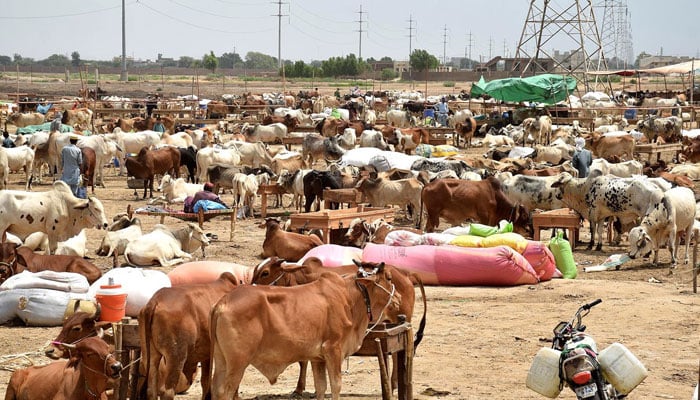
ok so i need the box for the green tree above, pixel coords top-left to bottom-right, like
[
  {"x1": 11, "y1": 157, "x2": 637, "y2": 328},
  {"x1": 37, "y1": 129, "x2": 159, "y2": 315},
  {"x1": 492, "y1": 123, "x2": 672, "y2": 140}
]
[
  {"x1": 71, "y1": 51, "x2": 81, "y2": 67},
  {"x1": 245, "y1": 51, "x2": 277, "y2": 70},
  {"x1": 0, "y1": 55, "x2": 12, "y2": 66},
  {"x1": 39, "y1": 54, "x2": 70, "y2": 67},
  {"x1": 202, "y1": 51, "x2": 218, "y2": 73},
  {"x1": 381, "y1": 68, "x2": 397, "y2": 81},
  {"x1": 13, "y1": 54, "x2": 34, "y2": 65},
  {"x1": 380, "y1": 56, "x2": 393, "y2": 62},
  {"x1": 219, "y1": 52, "x2": 243, "y2": 69},
  {"x1": 410, "y1": 49, "x2": 439, "y2": 93},
  {"x1": 178, "y1": 56, "x2": 196, "y2": 68}
]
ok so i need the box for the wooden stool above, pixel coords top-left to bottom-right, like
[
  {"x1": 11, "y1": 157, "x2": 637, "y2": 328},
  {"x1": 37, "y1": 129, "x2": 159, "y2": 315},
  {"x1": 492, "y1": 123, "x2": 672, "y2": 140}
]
[{"x1": 532, "y1": 208, "x2": 580, "y2": 248}]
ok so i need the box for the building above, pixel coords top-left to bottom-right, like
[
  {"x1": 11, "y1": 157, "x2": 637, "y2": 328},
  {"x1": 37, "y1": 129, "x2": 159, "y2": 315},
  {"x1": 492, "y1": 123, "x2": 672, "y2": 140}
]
[{"x1": 638, "y1": 55, "x2": 691, "y2": 69}]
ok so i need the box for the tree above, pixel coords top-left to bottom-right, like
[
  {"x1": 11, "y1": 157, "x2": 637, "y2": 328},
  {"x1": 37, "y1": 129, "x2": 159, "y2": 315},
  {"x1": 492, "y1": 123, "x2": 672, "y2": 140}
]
[
  {"x1": 71, "y1": 51, "x2": 81, "y2": 67},
  {"x1": 245, "y1": 51, "x2": 277, "y2": 70},
  {"x1": 0, "y1": 55, "x2": 12, "y2": 66},
  {"x1": 219, "y1": 52, "x2": 243, "y2": 69},
  {"x1": 381, "y1": 68, "x2": 397, "y2": 81},
  {"x1": 410, "y1": 49, "x2": 439, "y2": 94},
  {"x1": 178, "y1": 56, "x2": 196, "y2": 68},
  {"x1": 39, "y1": 54, "x2": 70, "y2": 67},
  {"x1": 202, "y1": 51, "x2": 218, "y2": 73},
  {"x1": 380, "y1": 56, "x2": 393, "y2": 62}
]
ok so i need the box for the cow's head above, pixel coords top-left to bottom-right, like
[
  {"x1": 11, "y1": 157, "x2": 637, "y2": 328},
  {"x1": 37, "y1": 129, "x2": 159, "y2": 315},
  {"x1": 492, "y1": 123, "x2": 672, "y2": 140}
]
[
  {"x1": 628, "y1": 227, "x2": 653, "y2": 260},
  {"x1": 75, "y1": 196, "x2": 109, "y2": 230},
  {"x1": 352, "y1": 260, "x2": 402, "y2": 322},
  {"x1": 63, "y1": 336, "x2": 122, "y2": 379},
  {"x1": 45, "y1": 311, "x2": 110, "y2": 359},
  {"x1": 0, "y1": 242, "x2": 19, "y2": 284}
]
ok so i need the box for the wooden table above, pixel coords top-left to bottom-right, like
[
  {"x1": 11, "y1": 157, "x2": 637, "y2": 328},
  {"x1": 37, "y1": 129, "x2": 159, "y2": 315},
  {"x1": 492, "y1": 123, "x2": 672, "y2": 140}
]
[
  {"x1": 288, "y1": 206, "x2": 395, "y2": 244},
  {"x1": 257, "y1": 184, "x2": 287, "y2": 218},
  {"x1": 323, "y1": 188, "x2": 364, "y2": 209},
  {"x1": 634, "y1": 142, "x2": 683, "y2": 162},
  {"x1": 532, "y1": 208, "x2": 580, "y2": 248},
  {"x1": 113, "y1": 318, "x2": 413, "y2": 400}
]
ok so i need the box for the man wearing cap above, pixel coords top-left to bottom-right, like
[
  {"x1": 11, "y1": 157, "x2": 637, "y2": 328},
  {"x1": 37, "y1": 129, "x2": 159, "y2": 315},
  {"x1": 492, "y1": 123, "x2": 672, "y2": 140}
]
[
  {"x1": 572, "y1": 137, "x2": 592, "y2": 178},
  {"x1": 61, "y1": 135, "x2": 83, "y2": 196}
]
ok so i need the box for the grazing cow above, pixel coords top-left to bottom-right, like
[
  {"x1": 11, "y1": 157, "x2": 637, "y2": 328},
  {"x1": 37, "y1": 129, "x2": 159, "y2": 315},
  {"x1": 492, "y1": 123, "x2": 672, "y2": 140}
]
[
  {"x1": 6, "y1": 244, "x2": 101, "y2": 284},
  {"x1": 61, "y1": 107, "x2": 93, "y2": 130},
  {"x1": 260, "y1": 218, "x2": 323, "y2": 262},
  {"x1": 420, "y1": 177, "x2": 531, "y2": 234},
  {"x1": 301, "y1": 133, "x2": 346, "y2": 167},
  {"x1": 637, "y1": 115, "x2": 682, "y2": 143},
  {"x1": 0, "y1": 181, "x2": 108, "y2": 253},
  {"x1": 629, "y1": 186, "x2": 696, "y2": 266},
  {"x1": 355, "y1": 177, "x2": 423, "y2": 221},
  {"x1": 251, "y1": 256, "x2": 427, "y2": 394},
  {"x1": 7, "y1": 112, "x2": 45, "y2": 128},
  {"x1": 55, "y1": 229, "x2": 88, "y2": 258},
  {"x1": 4, "y1": 145, "x2": 35, "y2": 190},
  {"x1": 80, "y1": 146, "x2": 96, "y2": 194},
  {"x1": 125, "y1": 146, "x2": 181, "y2": 198},
  {"x1": 139, "y1": 272, "x2": 240, "y2": 400},
  {"x1": 123, "y1": 223, "x2": 211, "y2": 267},
  {"x1": 454, "y1": 118, "x2": 477, "y2": 148},
  {"x1": 386, "y1": 109, "x2": 414, "y2": 128},
  {"x1": 209, "y1": 261, "x2": 400, "y2": 400},
  {"x1": 302, "y1": 170, "x2": 344, "y2": 212},
  {"x1": 5, "y1": 336, "x2": 122, "y2": 400},
  {"x1": 242, "y1": 122, "x2": 288, "y2": 143},
  {"x1": 96, "y1": 217, "x2": 143, "y2": 262},
  {"x1": 223, "y1": 140, "x2": 273, "y2": 168},
  {"x1": 550, "y1": 170, "x2": 664, "y2": 251},
  {"x1": 587, "y1": 133, "x2": 635, "y2": 161},
  {"x1": 590, "y1": 158, "x2": 643, "y2": 177},
  {"x1": 196, "y1": 146, "x2": 241, "y2": 183},
  {"x1": 154, "y1": 174, "x2": 203, "y2": 204},
  {"x1": 178, "y1": 146, "x2": 198, "y2": 183}
]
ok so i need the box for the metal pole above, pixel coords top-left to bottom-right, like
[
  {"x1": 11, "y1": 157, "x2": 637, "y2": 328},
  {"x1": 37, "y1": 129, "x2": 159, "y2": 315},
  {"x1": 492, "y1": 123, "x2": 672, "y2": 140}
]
[{"x1": 120, "y1": 0, "x2": 128, "y2": 81}]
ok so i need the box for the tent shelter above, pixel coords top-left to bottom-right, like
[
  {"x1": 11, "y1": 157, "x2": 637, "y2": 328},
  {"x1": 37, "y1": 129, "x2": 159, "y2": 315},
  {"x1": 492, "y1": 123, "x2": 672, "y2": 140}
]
[{"x1": 471, "y1": 74, "x2": 578, "y2": 104}]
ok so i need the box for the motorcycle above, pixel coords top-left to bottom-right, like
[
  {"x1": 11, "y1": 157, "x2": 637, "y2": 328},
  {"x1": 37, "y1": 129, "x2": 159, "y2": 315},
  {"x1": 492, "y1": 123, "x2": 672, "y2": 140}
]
[{"x1": 526, "y1": 299, "x2": 648, "y2": 399}]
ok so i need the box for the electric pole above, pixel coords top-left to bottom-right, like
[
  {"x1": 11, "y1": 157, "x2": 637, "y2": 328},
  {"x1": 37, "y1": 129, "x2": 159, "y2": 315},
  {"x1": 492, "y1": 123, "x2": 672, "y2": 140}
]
[
  {"x1": 467, "y1": 31, "x2": 474, "y2": 69},
  {"x1": 120, "y1": 0, "x2": 127, "y2": 81},
  {"x1": 273, "y1": 0, "x2": 287, "y2": 69},
  {"x1": 356, "y1": 5, "x2": 365, "y2": 60},
  {"x1": 488, "y1": 36, "x2": 493, "y2": 60},
  {"x1": 407, "y1": 15, "x2": 416, "y2": 80},
  {"x1": 442, "y1": 25, "x2": 448, "y2": 65}
]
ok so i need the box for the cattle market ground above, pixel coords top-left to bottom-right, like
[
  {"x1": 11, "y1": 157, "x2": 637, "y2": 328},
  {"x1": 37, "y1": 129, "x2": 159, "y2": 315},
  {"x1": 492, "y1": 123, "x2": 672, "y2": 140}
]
[{"x1": 0, "y1": 79, "x2": 698, "y2": 400}]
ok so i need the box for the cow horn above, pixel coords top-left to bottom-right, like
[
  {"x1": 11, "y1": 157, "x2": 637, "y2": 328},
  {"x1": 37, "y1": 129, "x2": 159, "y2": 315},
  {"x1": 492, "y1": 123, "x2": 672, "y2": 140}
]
[{"x1": 54, "y1": 341, "x2": 76, "y2": 349}]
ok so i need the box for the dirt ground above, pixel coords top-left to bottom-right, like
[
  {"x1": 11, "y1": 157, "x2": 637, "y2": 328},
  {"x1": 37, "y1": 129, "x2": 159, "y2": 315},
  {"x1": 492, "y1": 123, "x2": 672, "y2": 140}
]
[{"x1": 0, "y1": 79, "x2": 698, "y2": 399}]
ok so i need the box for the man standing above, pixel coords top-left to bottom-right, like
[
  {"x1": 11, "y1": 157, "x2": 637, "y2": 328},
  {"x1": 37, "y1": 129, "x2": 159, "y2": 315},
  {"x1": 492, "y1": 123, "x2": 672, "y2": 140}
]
[
  {"x1": 61, "y1": 134, "x2": 83, "y2": 196},
  {"x1": 572, "y1": 137, "x2": 593, "y2": 178}
]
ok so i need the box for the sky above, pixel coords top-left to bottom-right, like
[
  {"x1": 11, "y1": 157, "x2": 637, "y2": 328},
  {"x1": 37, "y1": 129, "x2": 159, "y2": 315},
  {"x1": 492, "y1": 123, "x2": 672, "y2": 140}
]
[{"x1": 2, "y1": 0, "x2": 699, "y2": 64}]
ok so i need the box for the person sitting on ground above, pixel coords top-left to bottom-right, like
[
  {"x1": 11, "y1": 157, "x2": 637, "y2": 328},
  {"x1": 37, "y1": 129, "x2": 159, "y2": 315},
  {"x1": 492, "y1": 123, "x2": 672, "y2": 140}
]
[{"x1": 2, "y1": 131, "x2": 15, "y2": 148}]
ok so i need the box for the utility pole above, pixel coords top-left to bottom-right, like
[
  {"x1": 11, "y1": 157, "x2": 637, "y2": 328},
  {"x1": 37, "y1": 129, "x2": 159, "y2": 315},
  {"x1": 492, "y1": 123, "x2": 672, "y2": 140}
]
[
  {"x1": 467, "y1": 31, "x2": 474, "y2": 70},
  {"x1": 356, "y1": 5, "x2": 365, "y2": 60},
  {"x1": 120, "y1": 0, "x2": 127, "y2": 81},
  {"x1": 503, "y1": 39, "x2": 508, "y2": 58},
  {"x1": 488, "y1": 36, "x2": 493, "y2": 60},
  {"x1": 442, "y1": 25, "x2": 448, "y2": 65},
  {"x1": 406, "y1": 15, "x2": 416, "y2": 81},
  {"x1": 273, "y1": 0, "x2": 287, "y2": 69}
]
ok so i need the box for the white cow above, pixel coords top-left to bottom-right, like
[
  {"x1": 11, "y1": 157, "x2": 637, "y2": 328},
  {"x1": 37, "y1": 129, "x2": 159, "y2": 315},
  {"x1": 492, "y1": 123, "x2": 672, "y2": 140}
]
[
  {"x1": 669, "y1": 163, "x2": 700, "y2": 180},
  {"x1": 590, "y1": 159, "x2": 643, "y2": 178},
  {"x1": 152, "y1": 174, "x2": 203, "y2": 204},
  {"x1": 161, "y1": 132, "x2": 194, "y2": 149},
  {"x1": 222, "y1": 141, "x2": 273, "y2": 168},
  {"x1": 231, "y1": 173, "x2": 261, "y2": 218},
  {"x1": 104, "y1": 128, "x2": 161, "y2": 174},
  {"x1": 0, "y1": 147, "x2": 9, "y2": 189},
  {"x1": 196, "y1": 146, "x2": 242, "y2": 182},
  {"x1": 386, "y1": 109, "x2": 413, "y2": 128},
  {"x1": 4, "y1": 231, "x2": 49, "y2": 253},
  {"x1": 96, "y1": 218, "x2": 143, "y2": 258},
  {"x1": 276, "y1": 168, "x2": 313, "y2": 212},
  {"x1": 242, "y1": 123, "x2": 288, "y2": 143},
  {"x1": 449, "y1": 109, "x2": 474, "y2": 128},
  {"x1": 55, "y1": 229, "x2": 88, "y2": 257},
  {"x1": 359, "y1": 129, "x2": 390, "y2": 150},
  {"x1": 0, "y1": 181, "x2": 108, "y2": 253},
  {"x1": 123, "y1": 223, "x2": 210, "y2": 267},
  {"x1": 4, "y1": 146, "x2": 35, "y2": 190},
  {"x1": 482, "y1": 133, "x2": 515, "y2": 148},
  {"x1": 629, "y1": 186, "x2": 696, "y2": 266}
]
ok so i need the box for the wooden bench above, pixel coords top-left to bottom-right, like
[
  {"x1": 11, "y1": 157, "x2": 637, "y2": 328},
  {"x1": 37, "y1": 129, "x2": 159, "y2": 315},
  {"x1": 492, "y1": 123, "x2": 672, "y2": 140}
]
[
  {"x1": 532, "y1": 208, "x2": 580, "y2": 248},
  {"x1": 126, "y1": 204, "x2": 236, "y2": 241},
  {"x1": 113, "y1": 318, "x2": 413, "y2": 400},
  {"x1": 257, "y1": 184, "x2": 287, "y2": 218},
  {"x1": 634, "y1": 142, "x2": 683, "y2": 163},
  {"x1": 288, "y1": 205, "x2": 395, "y2": 244},
  {"x1": 323, "y1": 188, "x2": 364, "y2": 209}
]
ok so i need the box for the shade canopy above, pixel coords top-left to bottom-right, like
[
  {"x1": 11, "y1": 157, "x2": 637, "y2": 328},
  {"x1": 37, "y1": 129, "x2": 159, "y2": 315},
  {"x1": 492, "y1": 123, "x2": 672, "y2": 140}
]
[{"x1": 471, "y1": 73, "x2": 578, "y2": 104}]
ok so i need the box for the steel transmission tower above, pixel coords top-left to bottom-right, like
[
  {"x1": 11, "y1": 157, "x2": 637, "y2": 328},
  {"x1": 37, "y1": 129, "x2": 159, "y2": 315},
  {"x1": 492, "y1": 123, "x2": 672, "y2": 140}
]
[
  {"x1": 513, "y1": 0, "x2": 608, "y2": 91},
  {"x1": 596, "y1": 0, "x2": 633, "y2": 68}
]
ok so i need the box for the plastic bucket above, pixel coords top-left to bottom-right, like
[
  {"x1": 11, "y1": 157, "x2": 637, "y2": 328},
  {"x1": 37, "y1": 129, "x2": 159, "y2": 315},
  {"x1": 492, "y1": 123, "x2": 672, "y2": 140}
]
[{"x1": 95, "y1": 281, "x2": 127, "y2": 322}]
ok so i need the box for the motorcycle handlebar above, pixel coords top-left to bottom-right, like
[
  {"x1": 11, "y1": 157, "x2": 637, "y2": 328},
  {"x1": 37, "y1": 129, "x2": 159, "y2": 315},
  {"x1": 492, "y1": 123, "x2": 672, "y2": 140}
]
[{"x1": 582, "y1": 298, "x2": 602, "y2": 310}]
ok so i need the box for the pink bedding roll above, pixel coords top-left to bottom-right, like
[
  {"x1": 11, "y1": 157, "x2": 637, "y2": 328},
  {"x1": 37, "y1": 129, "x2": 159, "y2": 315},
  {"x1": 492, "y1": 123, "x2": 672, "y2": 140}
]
[
  {"x1": 362, "y1": 243, "x2": 539, "y2": 286},
  {"x1": 168, "y1": 261, "x2": 253, "y2": 286},
  {"x1": 522, "y1": 241, "x2": 557, "y2": 281},
  {"x1": 299, "y1": 244, "x2": 363, "y2": 267}
]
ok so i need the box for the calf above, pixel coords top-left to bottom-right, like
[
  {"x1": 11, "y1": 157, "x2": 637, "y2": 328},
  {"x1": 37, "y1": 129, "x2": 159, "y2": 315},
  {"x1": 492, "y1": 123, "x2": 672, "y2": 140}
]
[
  {"x1": 454, "y1": 118, "x2": 477, "y2": 148},
  {"x1": 12, "y1": 245, "x2": 102, "y2": 284},
  {"x1": 178, "y1": 146, "x2": 198, "y2": 183},
  {"x1": 629, "y1": 186, "x2": 696, "y2": 266},
  {"x1": 260, "y1": 218, "x2": 323, "y2": 262},
  {"x1": 420, "y1": 177, "x2": 531, "y2": 235},
  {"x1": 355, "y1": 177, "x2": 423, "y2": 222},
  {"x1": 139, "y1": 272, "x2": 240, "y2": 400},
  {"x1": 125, "y1": 146, "x2": 181, "y2": 198},
  {"x1": 303, "y1": 170, "x2": 343, "y2": 212},
  {"x1": 5, "y1": 336, "x2": 121, "y2": 400},
  {"x1": 80, "y1": 146, "x2": 96, "y2": 194}
]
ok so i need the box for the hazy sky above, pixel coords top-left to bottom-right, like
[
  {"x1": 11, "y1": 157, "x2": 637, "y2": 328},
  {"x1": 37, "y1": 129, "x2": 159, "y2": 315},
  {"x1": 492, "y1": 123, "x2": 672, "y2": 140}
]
[{"x1": 2, "y1": 0, "x2": 698, "y2": 64}]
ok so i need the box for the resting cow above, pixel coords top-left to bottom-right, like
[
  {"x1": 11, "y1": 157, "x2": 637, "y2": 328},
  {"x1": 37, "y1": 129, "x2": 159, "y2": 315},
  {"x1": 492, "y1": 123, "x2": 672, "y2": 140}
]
[
  {"x1": 123, "y1": 223, "x2": 210, "y2": 267},
  {"x1": 209, "y1": 262, "x2": 400, "y2": 400}
]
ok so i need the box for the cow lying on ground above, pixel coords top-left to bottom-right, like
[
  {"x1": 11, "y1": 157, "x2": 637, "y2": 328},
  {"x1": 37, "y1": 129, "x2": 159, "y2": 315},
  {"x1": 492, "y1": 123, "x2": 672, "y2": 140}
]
[
  {"x1": 123, "y1": 223, "x2": 210, "y2": 267},
  {"x1": 5, "y1": 336, "x2": 122, "y2": 400},
  {"x1": 252, "y1": 257, "x2": 426, "y2": 395},
  {"x1": 7, "y1": 245, "x2": 103, "y2": 284},
  {"x1": 209, "y1": 261, "x2": 400, "y2": 400}
]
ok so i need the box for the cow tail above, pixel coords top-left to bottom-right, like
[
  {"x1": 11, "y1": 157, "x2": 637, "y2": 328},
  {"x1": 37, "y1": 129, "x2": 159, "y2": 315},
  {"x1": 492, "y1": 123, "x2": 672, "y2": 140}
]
[
  {"x1": 416, "y1": 185, "x2": 425, "y2": 230},
  {"x1": 410, "y1": 272, "x2": 427, "y2": 350},
  {"x1": 207, "y1": 302, "x2": 220, "y2": 399},
  {"x1": 138, "y1": 300, "x2": 155, "y2": 399}
]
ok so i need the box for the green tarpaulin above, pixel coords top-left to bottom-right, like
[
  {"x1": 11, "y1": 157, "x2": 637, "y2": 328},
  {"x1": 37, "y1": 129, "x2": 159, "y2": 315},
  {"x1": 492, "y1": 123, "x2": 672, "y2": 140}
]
[
  {"x1": 471, "y1": 74, "x2": 577, "y2": 104},
  {"x1": 16, "y1": 123, "x2": 74, "y2": 135}
]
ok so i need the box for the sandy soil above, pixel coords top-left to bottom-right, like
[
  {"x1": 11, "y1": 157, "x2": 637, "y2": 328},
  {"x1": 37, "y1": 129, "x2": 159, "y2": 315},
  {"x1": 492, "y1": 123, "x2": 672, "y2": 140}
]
[{"x1": 0, "y1": 80, "x2": 697, "y2": 400}]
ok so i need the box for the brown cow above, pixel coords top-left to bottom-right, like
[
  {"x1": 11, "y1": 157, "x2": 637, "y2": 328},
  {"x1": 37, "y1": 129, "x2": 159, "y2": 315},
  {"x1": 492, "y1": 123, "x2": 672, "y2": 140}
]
[
  {"x1": 262, "y1": 114, "x2": 298, "y2": 131},
  {"x1": 80, "y1": 146, "x2": 96, "y2": 194},
  {"x1": 138, "y1": 272, "x2": 240, "y2": 400},
  {"x1": 209, "y1": 261, "x2": 400, "y2": 400},
  {"x1": 316, "y1": 117, "x2": 348, "y2": 137},
  {"x1": 45, "y1": 312, "x2": 112, "y2": 359},
  {"x1": 12, "y1": 245, "x2": 102, "y2": 284},
  {"x1": 420, "y1": 177, "x2": 531, "y2": 235},
  {"x1": 125, "y1": 146, "x2": 181, "y2": 198},
  {"x1": 251, "y1": 256, "x2": 426, "y2": 395},
  {"x1": 5, "y1": 336, "x2": 122, "y2": 400},
  {"x1": 396, "y1": 127, "x2": 431, "y2": 154},
  {"x1": 260, "y1": 218, "x2": 323, "y2": 262},
  {"x1": 0, "y1": 242, "x2": 17, "y2": 283},
  {"x1": 454, "y1": 117, "x2": 477, "y2": 148},
  {"x1": 681, "y1": 138, "x2": 700, "y2": 163},
  {"x1": 61, "y1": 107, "x2": 93, "y2": 130},
  {"x1": 587, "y1": 133, "x2": 635, "y2": 161}
]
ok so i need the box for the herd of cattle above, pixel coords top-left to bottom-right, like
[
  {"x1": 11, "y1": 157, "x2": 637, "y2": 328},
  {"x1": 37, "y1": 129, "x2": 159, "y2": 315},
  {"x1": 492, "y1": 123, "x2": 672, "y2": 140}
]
[{"x1": 1, "y1": 88, "x2": 700, "y2": 399}]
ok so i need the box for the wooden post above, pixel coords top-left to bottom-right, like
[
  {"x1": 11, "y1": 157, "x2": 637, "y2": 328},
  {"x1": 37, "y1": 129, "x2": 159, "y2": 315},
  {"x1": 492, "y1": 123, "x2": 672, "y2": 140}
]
[
  {"x1": 230, "y1": 207, "x2": 236, "y2": 241},
  {"x1": 375, "y1": 339, "x2": 391, "y2": 400},
  {"x1": 112, "y1": 321, "x2": 124, "y2": 400}
]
